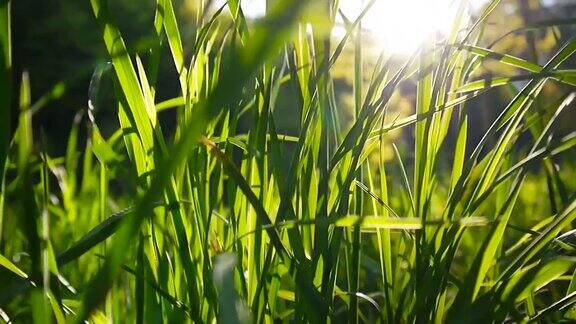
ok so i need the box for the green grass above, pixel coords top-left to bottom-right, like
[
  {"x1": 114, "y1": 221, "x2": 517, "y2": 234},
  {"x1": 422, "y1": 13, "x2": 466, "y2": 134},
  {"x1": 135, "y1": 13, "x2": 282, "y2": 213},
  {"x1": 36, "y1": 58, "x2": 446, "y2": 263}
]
[
  {"x1": 1, "y1": 0, "x2": 576, "y2": 322},
  {"x1": 0, "y1": 0, "x2": 10, "y2": 210}
]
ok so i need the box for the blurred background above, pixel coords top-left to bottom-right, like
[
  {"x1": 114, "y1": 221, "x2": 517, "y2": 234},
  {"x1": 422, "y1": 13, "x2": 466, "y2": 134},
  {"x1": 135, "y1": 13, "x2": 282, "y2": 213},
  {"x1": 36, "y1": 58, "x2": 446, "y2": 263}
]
[
  {"x1": 12, "y1": 0, "x2": 576, "y2": 148},
  {"x1": 11, "y1": 0, "x2": 576, "y2": 164}
]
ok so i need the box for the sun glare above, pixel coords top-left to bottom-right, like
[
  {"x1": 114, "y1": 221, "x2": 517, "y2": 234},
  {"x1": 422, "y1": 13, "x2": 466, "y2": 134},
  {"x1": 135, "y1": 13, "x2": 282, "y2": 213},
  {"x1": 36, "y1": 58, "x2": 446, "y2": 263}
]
[
  {"x1": 235, "y1": 0, "x2": 487, "y2": 55},
  {"x1": 337, "y1": 0, "x2": 487, "y2": 54}
]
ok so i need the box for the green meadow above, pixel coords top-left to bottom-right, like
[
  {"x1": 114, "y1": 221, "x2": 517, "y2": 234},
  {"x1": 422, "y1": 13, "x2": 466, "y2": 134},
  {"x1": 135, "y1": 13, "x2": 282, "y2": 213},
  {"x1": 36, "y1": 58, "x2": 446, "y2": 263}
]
[{"x1": 1, "y1": 0, "x2": 576, "y2": 322}]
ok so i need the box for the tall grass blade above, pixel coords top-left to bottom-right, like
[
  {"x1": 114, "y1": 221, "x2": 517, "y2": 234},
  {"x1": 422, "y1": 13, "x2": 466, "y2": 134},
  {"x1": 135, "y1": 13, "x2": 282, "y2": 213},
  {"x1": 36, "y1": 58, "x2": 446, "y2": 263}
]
[{"x1": 0, "y1": 0, "x2": 10, "y2": 190}]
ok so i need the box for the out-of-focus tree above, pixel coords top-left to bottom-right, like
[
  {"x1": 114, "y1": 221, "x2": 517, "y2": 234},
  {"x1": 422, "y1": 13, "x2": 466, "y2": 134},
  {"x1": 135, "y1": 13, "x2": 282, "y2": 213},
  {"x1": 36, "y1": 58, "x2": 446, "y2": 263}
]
[
  {"x1": 472, "y1": 0, "x2": 576, "y2": 137},
  {"x1": 12, "y1": 0, "x2": 157, "y2": 153}
]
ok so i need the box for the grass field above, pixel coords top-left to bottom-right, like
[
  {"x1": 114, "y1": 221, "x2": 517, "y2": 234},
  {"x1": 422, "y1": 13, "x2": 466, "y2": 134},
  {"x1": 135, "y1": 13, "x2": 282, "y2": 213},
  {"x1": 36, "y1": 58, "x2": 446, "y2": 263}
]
[{"x1": 1, "y1": 0, "x2": 576, "y2": 322}]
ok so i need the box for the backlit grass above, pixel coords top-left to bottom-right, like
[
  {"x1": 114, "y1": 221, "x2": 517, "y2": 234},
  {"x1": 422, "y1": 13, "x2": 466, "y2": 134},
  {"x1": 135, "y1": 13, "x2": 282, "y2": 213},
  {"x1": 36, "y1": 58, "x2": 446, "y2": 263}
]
[{"x1": 1, "y1": 0, "x2": 576, "y2": 322}]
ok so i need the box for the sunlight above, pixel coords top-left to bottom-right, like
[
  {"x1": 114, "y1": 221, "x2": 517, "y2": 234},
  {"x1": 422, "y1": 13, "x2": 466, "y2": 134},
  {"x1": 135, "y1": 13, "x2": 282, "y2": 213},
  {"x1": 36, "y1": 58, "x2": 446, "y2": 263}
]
[
  {"x1": 238, "y1": 0, "x2": 488, "y2": 55},
  {"x1": 337, "y1": 0, "x2": 487, "y2": 54}
]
